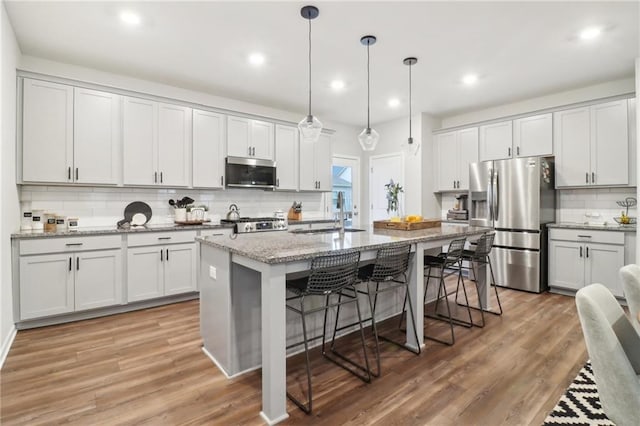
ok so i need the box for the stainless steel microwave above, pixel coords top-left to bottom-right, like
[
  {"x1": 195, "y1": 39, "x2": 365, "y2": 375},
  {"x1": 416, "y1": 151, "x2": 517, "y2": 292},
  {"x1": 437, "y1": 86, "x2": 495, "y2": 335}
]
[{"x1": 225, "y1": 156, "x2": 276, "y2": 189}]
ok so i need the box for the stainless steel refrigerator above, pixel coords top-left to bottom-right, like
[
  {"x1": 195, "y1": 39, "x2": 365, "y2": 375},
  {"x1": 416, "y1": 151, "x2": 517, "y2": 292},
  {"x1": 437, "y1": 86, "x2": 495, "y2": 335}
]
[{"x1": 469, "y1": 157, "x2": 555, "y2": 293}]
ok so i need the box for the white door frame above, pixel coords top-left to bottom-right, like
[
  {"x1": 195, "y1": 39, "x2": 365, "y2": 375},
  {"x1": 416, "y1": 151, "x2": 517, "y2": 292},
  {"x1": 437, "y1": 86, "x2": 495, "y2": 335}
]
[
  {"x1": 330, "y1": 154, "x2": 361, "y2": 226},
  {"x1": 369, "y1": 152, "x2": 405, "y2": 221}
]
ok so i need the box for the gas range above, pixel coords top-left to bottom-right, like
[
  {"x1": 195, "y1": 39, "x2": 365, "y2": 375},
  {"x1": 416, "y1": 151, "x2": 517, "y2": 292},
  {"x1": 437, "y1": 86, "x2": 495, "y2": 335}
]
[{"x1": 221, "y1": 217, "x2": 288, "y2": 233}]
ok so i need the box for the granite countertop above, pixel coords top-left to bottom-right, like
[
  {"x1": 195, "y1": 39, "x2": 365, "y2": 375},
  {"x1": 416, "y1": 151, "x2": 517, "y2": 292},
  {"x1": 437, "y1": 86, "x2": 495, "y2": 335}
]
[
  {"x1": 197, "y1": 224, "x2": 489, "y2": 264},
  {"x1": 287, "y1": 218, "x2": 336, "y2": 225},
  {"x1": 547, "y1": 223, "x2": 636, "y2": 233},
  {"x1": 11, "y1": 222, "x2": 234, "y2": 239}
]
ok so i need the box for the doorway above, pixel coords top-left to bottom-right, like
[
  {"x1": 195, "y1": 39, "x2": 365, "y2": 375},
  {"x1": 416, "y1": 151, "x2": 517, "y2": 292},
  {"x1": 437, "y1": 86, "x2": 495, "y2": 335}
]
[
  {"x1": 369, "y1": 153, "x2": 404, "y2": 221},
  {"x1": 331, "y1": 155, "x2": 361, "y2": 227}
]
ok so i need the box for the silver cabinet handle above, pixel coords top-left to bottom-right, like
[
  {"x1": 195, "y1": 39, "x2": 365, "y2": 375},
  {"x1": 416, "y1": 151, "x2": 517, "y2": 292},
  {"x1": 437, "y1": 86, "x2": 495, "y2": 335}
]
[
  {"x1": 66, "y1": 242, "x2": 83, "y2": 246},
  {"x1": 160, "y1": 249, "x2": 163, "y2": 261},
  {"x1": 592, "y1": 172, "x2": 595, "y2": 184},
  {"x1": 155, "y1": 171, "x2": 158, "y2": 183},
  {"x1": 516, "y1": 146, "x2": 520, "y2": 156},
  {"x1": 76, "y1": 257, "x2": 80, "y2": 271},
  {"x1": 248, "y1": 146, "x2": 251, "y2": 156},
  {"x1": 586, "y1": 172, "x2": 589, "y2": 184},
  {"x1": 508, "y1": 147, "x2": 511, "y2": 157},
  {"x1": 586, "y1": 246, "x2": 589, "y2": 258},
  {"x1": 158, "y1": 236, "x2": 172, "y2": 240},
  {"x1": 579, "y1": 246, "x2": 583, "y2": 257},
  {"x1": 166, "y1": 248, "x2": 169, "y2": 261},
  {"x1": 577, "y1": 235, "x2": 592, "y2": 238},
  {"x1": 75, "y1": 168, "x2": 79, "y2": 180},
  {"x1": 68, "y1": 167, "x2": 71, "y2": 180},
  {"x1": 69, "y1": 257, "x2": 72, "y2": 271},
  {"x1": 221, "y1": 176, "x2": 224, "y2": 186}
]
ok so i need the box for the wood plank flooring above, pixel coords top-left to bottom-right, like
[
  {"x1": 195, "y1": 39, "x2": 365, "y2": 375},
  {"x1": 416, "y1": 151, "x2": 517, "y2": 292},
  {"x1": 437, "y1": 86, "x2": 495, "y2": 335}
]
[{"x1": 1, "y1": 284, "x2": 587, "y2": 425}]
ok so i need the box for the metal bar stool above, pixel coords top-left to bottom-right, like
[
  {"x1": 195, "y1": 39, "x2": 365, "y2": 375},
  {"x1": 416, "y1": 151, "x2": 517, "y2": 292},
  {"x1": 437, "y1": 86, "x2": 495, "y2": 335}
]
[
  {"x1": 333, "y1": 244, "x2": 420, "y2": 378},
  {"x1": 422, "y1": 236, "x2": 472, "y2": 345},
  {"x1": 454, "y1": 232, "x2": 503, "y2": 325},
  {"x1": 285, "y1": 250, "x2": 371, "y2": 414}
]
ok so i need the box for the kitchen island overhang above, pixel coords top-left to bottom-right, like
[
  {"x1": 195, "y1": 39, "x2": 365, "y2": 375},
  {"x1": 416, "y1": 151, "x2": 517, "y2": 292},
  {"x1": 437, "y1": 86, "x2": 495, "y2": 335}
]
[{"x1": 197, "y1": 224, "x2": 488, "y2": 424}]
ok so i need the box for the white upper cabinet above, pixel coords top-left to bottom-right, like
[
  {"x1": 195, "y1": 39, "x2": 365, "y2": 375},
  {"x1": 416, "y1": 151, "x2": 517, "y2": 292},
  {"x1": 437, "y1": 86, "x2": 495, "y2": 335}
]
[
  {"x1": 227, "y1": 116, "x2": 274, "y2": 160},
  {"x1": 435, "y1": 127, "x2": 478, "y2": 191},
  {"x1": 513, "y1": 113, "x2": 553, "y2": 158},
  {"x1": 479, "y1": 121, "x2": 513, "y2": 161},
  {"x1": 193, "y1": 109, "x2": 226, "y2": 188},
  {"x1": 628, "y1": 98, "x2": 636, "y2": 187},
  {"x1": 274, "y1": 124, "x2": 299, "y2": 190},
  {"x1": 22, "y1": 79, "x2": 74, "y2": 183},
  {"x1": 74, "y1": 87, "x2": 121, "y2": 185},
  {"x1": 123, "y1": 97, "x2": 191, "y2": 187},
  {"x1": 457, "y1": 127, "x2": 479, "y2": 190},
  {"x1": 554, "y1": 100, "x2": 628, "y2": 187},
  {"x1": 299, "y1": 133, "x2": 333, "y2": 191}
]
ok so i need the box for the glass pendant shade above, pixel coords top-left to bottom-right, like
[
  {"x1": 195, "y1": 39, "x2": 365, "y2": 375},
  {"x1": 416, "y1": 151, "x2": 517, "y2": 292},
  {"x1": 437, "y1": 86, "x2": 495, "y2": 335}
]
[
  {"x1": 358, "y1": 127, "x2": 379, "y2": 151},
  {"x1": 402, "y1": 136, "x2": 420, "y2": 156},
  {"x1": 298, "y1": 114, "x2": 323, "y2": 142}
]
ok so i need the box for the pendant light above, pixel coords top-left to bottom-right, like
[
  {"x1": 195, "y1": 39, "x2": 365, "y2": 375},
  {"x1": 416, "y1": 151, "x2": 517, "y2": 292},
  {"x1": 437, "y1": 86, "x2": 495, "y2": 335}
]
[
  {"x1": 401, "y1": 57, "x2": 420, "y2": 156},
  {"x1": 358, "y1": 35, "x2": 379, "y2": 151},
  {"x1": 298, "y1": 5, "x2": 323, "y2": 142}
]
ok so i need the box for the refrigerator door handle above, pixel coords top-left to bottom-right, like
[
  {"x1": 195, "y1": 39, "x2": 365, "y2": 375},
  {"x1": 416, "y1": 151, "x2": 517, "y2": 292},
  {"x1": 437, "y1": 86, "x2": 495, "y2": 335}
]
[
  {"x1": 487, "y1": 168, "x2": 493, "y2": 222},
  {"x1": 493, "y1": 171, "x2": 499, "y2": 221}
]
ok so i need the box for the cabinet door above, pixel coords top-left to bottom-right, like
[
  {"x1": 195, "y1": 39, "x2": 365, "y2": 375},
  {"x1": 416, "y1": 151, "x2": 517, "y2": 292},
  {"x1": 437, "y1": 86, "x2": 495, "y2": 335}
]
[
  {"x1": 251, "y1": 120, "x2": 275, "y2": 160},
  {"x1": 479, "y1": 121, "x2": 513, "y2": 161},
  {"x1": 127, "y1": 246, "x2": 164, "y2": 302},
  {"x1": 436, "y1": 132, "x2": 458, "y2": 191},
  {"x1": 164, "y1": 243, "x2": 197, "y2": 295},
  {"x1": 227, "y1": 116, "x2": 251, "y2": 157},
  {"x1": 74, "y1": 88, "x2": 121, "y2": 185},
  {"x1": 123, "y1": 97, "x2": 158, "y2": 185},
  {"x1": 513, "y1": 113, "x2": 552, "y2": 157},
  {"x1": 457, "y1": 127, "x2": 479, "y2": 190},
  {"x1": 158, "y1": 103, "x2": 191, "y2": 187},
  {"x1": 19, "y1": 253, "x2": 74, "y2": 320},
  {"x1": 590, "y1": 100, "x2": 628, "y2": 186},
  {"x1": 22, "y1": 79, "x2": 74, "y2": 183},
  {"x1": 75, "y1": 249, "x2": 123, "y2": 311},
  {"x1": 585, "y1": 243, "x2": 625, "y2": 298},
  {"x1": 299, "y1": 138, "x2": 316, "y2": 191},
  {"x1": 315, "y1": 134, "x2": 333, "y2": 191},
  {"x1": 553, "y1": 107, "x2": 590, "y2": 187},
  {"x1": 193, "y1": 109, "x2": 226, "y2": 188},
  {"x1": 275, "y1": 124, "x2": 299, "y2": 190},
  {"x1": 548, "y1": 240, "x2": 584, "y2": 291},
  {"x1": 628, "y1": 99, "x2": 636, "y2": 188}
]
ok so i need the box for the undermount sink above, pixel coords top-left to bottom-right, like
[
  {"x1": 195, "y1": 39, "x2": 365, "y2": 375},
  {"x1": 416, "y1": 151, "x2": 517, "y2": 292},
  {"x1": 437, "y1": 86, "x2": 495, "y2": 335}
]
[{"x1": 289, "y1": 227, "x2": 366, "y2": 234}]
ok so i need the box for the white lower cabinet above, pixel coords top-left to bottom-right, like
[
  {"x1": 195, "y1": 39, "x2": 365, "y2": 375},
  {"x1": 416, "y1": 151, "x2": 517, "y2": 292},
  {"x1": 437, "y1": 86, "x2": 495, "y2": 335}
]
[
  {"x1": 549, "y1": 229, "x2": 625, "y2": 298},
  {"x1": 127, "y1": 242, "x2": 196, "y2": 302},
  {"x1": 75, "y1": 250, "x2": 123, "y2": 311}
]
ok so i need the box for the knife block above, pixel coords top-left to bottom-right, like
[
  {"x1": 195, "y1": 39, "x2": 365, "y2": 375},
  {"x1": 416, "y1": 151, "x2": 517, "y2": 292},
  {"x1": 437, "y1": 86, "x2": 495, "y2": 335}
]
[{"x1": 287, "y1": 208, "x2": 301, "y2": 221}]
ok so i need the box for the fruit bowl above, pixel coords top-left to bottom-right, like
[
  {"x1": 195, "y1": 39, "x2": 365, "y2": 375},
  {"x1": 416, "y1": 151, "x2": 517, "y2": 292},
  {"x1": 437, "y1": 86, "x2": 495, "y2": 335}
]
[{"x1": 613, "y1": 217, "x2": 637, "y2": 225}]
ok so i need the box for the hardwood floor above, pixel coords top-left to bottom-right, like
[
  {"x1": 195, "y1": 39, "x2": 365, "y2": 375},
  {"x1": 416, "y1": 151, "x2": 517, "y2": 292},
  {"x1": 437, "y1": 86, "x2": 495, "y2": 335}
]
[{"x1": 1, "y1": 284, "x2": 587, "y2": 425}]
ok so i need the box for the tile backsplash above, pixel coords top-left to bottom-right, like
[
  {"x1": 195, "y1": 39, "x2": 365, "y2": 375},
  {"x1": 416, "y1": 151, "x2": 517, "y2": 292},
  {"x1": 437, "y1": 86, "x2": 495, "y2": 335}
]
[
  {"x1": 19, "y1": 186, "x2": 328, "y2": 228},
  {"x1": 557, "y1": 187, "x2": 637, "y2": 224}
]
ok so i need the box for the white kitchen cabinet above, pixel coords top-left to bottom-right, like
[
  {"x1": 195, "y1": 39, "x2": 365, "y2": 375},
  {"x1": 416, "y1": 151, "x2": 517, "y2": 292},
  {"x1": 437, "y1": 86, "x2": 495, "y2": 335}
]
[
  {"x1": 227, "y1": 116, "x2": 274, "y2": 160},
  {"x1": 628, "y1": 99, "x2": 636, "y2": 188},
  {"x1": 193, "y1": 109, "x2": 226, "y2": 188},
  {"x1": 22, "y1": 78, "x2": 74, "y2": 183},
  {"x1": 275, "y1": 124, "x2": 299, "y2": 190},
  {"x1": 554, "y1": 100, "x2": 629, "y2": 187},
  {"x1": 513, "y1": 113, "x2": 553, "y2": 158},
  {"x1": 75, "y1": 249, "x2": 123, "y2": 311},
  {"x1": 300, "y1": 133, "x2": 333, "y2": 191},
  {"x1": 164, "y1": 243, "x2": 197, "y2": 295},
  {"x1": 123, "y1": 97, "x2": 191, "y2": 187},
  {"x1": 435, "y1": 127, "x2": 478, "y2": 191},
  {"x1": 549, "y1": 229, "x2": 625, "y2": 298},
  {"x1": 19, "y1": 253, "x2": 74, "y2": 320},
  {"x1": 479, "y1": 121, "x2": 512, "y2": 161},
  {"x1": 73, "y1": 87, "x2": 121, "y2": 185}
]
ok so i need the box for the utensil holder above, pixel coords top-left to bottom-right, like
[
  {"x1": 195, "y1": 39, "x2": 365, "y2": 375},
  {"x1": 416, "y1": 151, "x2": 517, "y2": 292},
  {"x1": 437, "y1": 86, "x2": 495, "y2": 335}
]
[{"x1": 174, "y1": 208, "x2": 187, "y2": 222}]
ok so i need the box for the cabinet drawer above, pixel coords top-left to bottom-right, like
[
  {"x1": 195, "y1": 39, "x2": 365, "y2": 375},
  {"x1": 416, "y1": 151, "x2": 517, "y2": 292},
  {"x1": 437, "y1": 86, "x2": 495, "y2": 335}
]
[
  {"x1": 20, "y1": 235, "x2": 121, "y2": 255},
  {"x1": 199, "y1": 228, "x2": 233, "y2": 238},
  {"x1": 549, "y1": 228, "x2": 624, "y2": 245},
  {"x1": 127, "y1": 230, "x2": 197, "y2": 247}
]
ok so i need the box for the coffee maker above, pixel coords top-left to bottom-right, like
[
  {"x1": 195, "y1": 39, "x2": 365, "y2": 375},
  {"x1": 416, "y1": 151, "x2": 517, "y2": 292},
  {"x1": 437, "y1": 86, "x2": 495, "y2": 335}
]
[{"x1": 447, "y1": 193, "x2": 469, "y2": 220}]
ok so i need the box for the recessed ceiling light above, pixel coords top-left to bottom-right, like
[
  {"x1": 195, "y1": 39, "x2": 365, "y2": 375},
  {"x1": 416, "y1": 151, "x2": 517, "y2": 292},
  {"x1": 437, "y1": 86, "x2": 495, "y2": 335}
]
[
  {"x1": 462, "y1": 74, "x2": 478, "y2": 86},
  {"x1": 120, "y1": 10, "x2": 141, "y2": 26},
  {"x1": 330, "y1": 80, "x2": 345, "y2": 90},
  {"x1": 388, "y1": 98, "x2": 400, "y2": 108},
  {"x1": 579, "y1": 26, "x2": 602, "y2": 41},
  {"x1": 248, "y1": 52, "x2": 265, "y2": 66}
]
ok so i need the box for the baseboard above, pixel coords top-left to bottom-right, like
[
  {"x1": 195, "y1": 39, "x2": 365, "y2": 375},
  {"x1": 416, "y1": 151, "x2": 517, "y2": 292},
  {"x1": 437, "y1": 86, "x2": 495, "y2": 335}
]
[{"x1": 0, "y1": 325, "x2": 17, "y2": 370}]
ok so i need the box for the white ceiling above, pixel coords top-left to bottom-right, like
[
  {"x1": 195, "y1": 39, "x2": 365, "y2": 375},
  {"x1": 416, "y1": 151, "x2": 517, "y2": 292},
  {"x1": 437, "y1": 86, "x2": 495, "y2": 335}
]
[{"x1": 5, "y1": 1, "x2": 638, "y2": 126}]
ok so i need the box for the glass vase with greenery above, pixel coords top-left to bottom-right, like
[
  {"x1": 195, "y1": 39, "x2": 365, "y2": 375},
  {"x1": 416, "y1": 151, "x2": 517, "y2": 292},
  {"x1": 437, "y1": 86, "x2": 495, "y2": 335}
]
[{"x1": 385, "y1": 179, "x2": 403, "y2": 219}]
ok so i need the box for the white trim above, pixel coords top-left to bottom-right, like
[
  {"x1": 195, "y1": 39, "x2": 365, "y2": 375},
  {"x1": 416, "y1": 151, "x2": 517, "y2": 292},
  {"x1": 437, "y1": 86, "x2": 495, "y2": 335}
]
[
  {"x1": 201, "y1": 346, "x2": 261, "y2": 379},
  {"x1": 259, "y1": 411, "x2": 289, "y2": 425},
  {"x1": 368, "y1": 152, "x2": 405, "y2": 219},
  {"x1": 0, "y1": 326, "x2": 17, "y2": 370},
  {"x1": 332, "y1": 154, "x2": 362, "y2": 227}
]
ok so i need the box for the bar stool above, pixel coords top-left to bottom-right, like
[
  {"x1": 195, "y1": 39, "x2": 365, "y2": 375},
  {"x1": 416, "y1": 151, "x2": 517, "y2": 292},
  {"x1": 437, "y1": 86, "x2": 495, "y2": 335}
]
[
  {"x1": 285, "y1": 250, "x2": 371, "y2": 414},
  {"x1": 334, "y1": 244, "x2": 420, "y2": 378},
  {"x1": 454, "y1": 232, "x2": 503, "y2": 325},
  {"x1": 422, "y1": 236, "x2": 472, "y2": 345}
]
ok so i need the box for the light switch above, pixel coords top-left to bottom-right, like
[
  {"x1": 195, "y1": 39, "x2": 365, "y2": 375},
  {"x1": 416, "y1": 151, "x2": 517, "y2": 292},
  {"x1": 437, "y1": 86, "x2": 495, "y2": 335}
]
[{"x1": 209, "y1": 266, "x2": 217, "y2": 279}]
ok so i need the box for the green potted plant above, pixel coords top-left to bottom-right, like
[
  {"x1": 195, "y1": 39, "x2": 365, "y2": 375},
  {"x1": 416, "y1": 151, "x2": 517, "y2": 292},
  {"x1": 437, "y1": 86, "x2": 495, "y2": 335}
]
[{"x1": 385, "y1": 179, "x2": 403, "y2": 220}]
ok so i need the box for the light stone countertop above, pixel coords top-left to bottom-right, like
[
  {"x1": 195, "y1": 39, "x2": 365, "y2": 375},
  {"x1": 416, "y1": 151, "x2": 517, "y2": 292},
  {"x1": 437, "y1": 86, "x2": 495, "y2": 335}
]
[
  {"x1": 11, "y1": 223, "x2": 234, "y2": 239},
  {"x1": 197, "y1": 223, "x2": 489, "y2": 264},
  {"x1": 547, "y1": 223, "x2": 636, "y2": 233}
]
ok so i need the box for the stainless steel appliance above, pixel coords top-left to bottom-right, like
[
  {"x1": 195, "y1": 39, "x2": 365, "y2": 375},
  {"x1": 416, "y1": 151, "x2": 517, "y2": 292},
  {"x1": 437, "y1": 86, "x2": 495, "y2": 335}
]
[
  {"x1": 469, "y1": 156, "x2": 555, "y2": 293},
  {"x1": 221, "y1": 217, "x2": 288, "y2": 233},
  {"x1": 225, "y1": 157, "x2": 276, "y2": 189},
  {"x1": 447, "y1": 194, "x2": 469, "y2": 220}
]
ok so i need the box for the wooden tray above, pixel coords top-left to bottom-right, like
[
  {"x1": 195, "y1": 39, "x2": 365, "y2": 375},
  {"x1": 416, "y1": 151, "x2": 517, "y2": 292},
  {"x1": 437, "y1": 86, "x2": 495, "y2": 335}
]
[
  {"x1": 174, "y1": 219, "x2": 211, "y2": 225},
  {"x1": 373, "y1": 219, "x2": 442, "y2": 231}
]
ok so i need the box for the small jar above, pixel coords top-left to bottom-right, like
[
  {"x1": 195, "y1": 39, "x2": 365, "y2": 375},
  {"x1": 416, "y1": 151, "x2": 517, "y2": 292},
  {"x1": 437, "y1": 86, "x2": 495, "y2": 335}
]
[
  {"x1": 44, "y1": 213, "x2": 57, "y2": 232},
  {"x1": 55, "y1": 216, "x2": 66, "y2": 229},
  {"x1": 31, "y1": 209, "x2": 44, "y2": 231},
  {"x1": 67, "y1": 217, "x2": 79, "y2": 231},
  {"x1": 21, "y1": 211, "x2": 33, "y2": 231}
]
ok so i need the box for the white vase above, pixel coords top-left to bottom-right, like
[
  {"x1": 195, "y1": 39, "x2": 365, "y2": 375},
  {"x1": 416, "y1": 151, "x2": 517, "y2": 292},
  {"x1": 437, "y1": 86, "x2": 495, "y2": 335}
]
[{"x1": 174, "y1": 208, "x2": 187, "y2": 222}]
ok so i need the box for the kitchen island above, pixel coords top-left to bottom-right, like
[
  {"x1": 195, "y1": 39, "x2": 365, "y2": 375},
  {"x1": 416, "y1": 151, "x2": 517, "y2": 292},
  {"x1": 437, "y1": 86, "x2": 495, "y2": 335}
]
[{"x1": 197, "y1": 224, "x2": 488, "y2": 424}]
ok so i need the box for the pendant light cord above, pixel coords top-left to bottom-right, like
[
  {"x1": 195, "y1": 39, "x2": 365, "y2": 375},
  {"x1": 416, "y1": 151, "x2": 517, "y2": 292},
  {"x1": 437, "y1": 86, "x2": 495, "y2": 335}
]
[
  {"x1": 409, "y1": 62, "x2": 412, "y2": 140},
  {"x1": 366, "y1": 42, "x2": 371, "y2": 129},
  {"x1": 307, "y1": 17, "x2": 312, "y2": 117}
]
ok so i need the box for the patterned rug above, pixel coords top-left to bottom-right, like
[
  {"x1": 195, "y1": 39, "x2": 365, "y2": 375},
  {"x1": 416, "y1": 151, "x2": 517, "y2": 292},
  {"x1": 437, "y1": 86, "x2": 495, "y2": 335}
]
[{"x1": 544, "y1": 362, "x2": 614, "y2": 425}]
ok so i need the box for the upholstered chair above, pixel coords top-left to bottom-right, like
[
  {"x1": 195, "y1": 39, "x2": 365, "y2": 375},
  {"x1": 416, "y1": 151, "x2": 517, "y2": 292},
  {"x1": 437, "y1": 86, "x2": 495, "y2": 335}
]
[{"x1": 620, "y1": 264, "x2": 640, "y2": 335}]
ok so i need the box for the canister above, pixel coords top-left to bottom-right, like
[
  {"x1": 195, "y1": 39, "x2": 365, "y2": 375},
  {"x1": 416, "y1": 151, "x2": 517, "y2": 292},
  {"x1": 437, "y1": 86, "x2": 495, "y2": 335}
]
[
  {"x1": 31, "y1": 209, "x2": 44, "y2": 231},
  {"x1": 44, "y1": 213, "x2": 57, "y2": 232},
  {"x1": 21, "y1": 211, "x2": 33, "y2": 230},
  {"x1": 67, "y1": 217, "x2": 79, "y2": 231},
  {"x1": 55, "y1": 216, "x2": 66, "y2": 230}
]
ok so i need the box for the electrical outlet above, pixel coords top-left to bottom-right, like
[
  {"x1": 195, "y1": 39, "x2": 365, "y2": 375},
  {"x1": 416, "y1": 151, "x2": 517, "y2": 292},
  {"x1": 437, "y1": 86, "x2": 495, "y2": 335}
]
[{"x1": 209, "y1": 266, "x2": 217, "y2": 280}]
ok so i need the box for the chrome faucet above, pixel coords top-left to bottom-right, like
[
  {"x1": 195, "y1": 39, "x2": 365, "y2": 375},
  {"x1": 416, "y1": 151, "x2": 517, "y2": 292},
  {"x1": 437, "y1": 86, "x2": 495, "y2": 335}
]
[{"x1": 336, "y1": 191, "x2": 345, "y2": 236}]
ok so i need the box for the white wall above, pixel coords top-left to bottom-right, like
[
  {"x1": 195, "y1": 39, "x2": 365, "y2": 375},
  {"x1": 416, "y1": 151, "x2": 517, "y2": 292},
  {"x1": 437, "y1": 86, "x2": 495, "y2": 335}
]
[
  {"x1": 420, "y1": 113, "x2": 441, "y2": 218},
  {"x1": 441, "y1": 77, "x2": 635, "y2": 129},
  {"x1": 1, "y1": 1, "x2": 21, "y2": 366}
]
